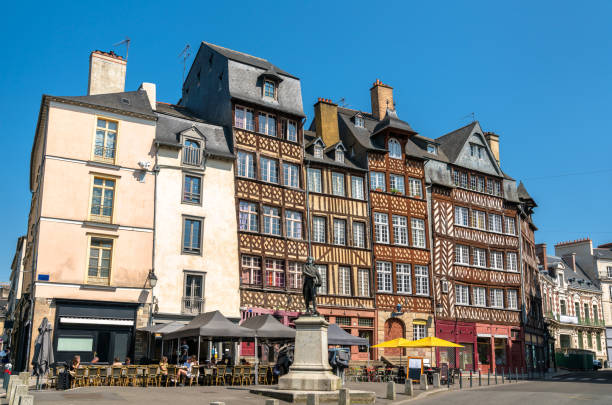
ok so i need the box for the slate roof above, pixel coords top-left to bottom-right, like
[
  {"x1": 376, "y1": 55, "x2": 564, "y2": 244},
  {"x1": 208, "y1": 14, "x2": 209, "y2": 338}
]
[
  {"x1": 435, "y1": 122, "x2": 478, "y2": 163},
  {"x1": 594, "y1": 248, "x2": 612, "y2": 260},
  {"x1": 54, "y1": 90, "x2": 156, "y2": 119},
  {"x1": 304, "y1": 131, "x2": 367, "y2": 172},
  {"x1": 372, "y1": 109, "x2": 416, "y2": 135},
  {"x1": 517, "y1": 181, "x2": 536, "y2": 206},
  {"x1": 547, "y1": 255, "x2": 601, "y2": 292}
]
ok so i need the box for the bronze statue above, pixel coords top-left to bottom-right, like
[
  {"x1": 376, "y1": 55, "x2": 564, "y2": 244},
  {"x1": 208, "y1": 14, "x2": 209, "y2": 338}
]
[{"x1": 302, "y1": 257, "x2": 321, "y2": 316}]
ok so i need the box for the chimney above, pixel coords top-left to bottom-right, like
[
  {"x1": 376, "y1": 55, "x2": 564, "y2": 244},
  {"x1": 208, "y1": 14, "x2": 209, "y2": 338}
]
[
  {"x1": 139, "y1": 83, "x2": 156, "y2": 109},
  {"x1": 370, "y1": 79, "x2": 394, "y2": 120},
  {"x1": 484, "y1": 132, "x2": 500, "y2": 166},
  {"x1": 536, "y1": 243, "x2": 548, "y2": 271},
  {"x1": 88, "y1": 50, "x2": 127, "y2": 95},
  {"x1": 562, "y1": 253, "x2": 576, "y2": 272},
  {"x1": 314, "y1": 98, "x2": 339, "y2": 147}
]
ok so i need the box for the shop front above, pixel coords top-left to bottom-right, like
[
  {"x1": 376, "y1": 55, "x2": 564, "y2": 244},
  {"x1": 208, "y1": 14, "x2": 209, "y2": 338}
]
[
  {"x1": 321, "y1": 308, "x2": 376, "y2": 361},
  {"x1": 239, "y1": 307, "x2": 300, "y2": 357},
  {"x1": 475, "y1": 323, "x2": 523, "y2": 374},
  {"x1": 435, "y1": 320, "x2": 477, "y2": 371}
]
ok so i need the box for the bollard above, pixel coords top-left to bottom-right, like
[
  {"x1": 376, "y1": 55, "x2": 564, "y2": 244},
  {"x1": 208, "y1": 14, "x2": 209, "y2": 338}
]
[
  {"x1": 10, "y1": 385, "x2": 28, "y2": 405},
  {"x1": 478, "y1": 370, "x2": 482, "y2": 386},
  {"x1": 487, "y1": 370, "x2": 490, "y2": 386},
  {"x1": 306, "y1": 393, "x2": 318, "y2": 405},
  {"x1": 447, "y1": 372, "x2": 450, "y2": 388},
  {"x1": 339, "y1": 388, "x2": 350, "y2": 405},
  {"x1": 420, "y1": 374, "x2": 428, "y2": 391},
  {"x1": 495, "y1": 370, "x2": 498, "y2": 385},
  {"x1": 7, "y1": 375, "x2": 19, "y2": 404},
  {"x1": 469, "y1": 370, "x2": 473, "y2": 388},
  {"x1": 515, "y1": 367, "x2": 518, "y2": 382},
  {"x1": 433, "y1": 373, "x2": 440, "y2": 388},
  {"x1": 502, "y1": 369, "x2": 505, "y2": 384},
  {"x1": 386, "y1": 381, "x2": 396, "y2": 400},
  {"x1": 18, "y1": 395, "x2": 34, "y2": 405},
  {"x1": 19, "y1": 372, "x2": 29, "y2": 385},
  {"x1": 265, "y1": 400, "x2": 278, "y2": 405},
  {"x1": 459, "y1": 374, "x2": 463, "y2": 389},
  {"x1": 405, "y1": 379, "x2": 414, "y2": 396}
]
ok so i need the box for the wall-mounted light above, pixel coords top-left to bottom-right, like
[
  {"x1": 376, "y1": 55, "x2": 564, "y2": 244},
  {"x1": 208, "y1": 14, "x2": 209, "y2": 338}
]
[{"x1": 147, "y1": 269, "x2": 158, "y2": 288}]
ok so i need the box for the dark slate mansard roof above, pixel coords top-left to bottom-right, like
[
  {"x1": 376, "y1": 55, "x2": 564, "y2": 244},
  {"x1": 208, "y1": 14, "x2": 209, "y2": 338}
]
[
  {"x1": 303, "y1": 130, "x2": 367, "y2": 172},
  {"x1": 53, "y1": 90, "x2": 156, "y2": 119},
  {"x1": 547, "y1": 255, "x2": 601, "y2": 292}
]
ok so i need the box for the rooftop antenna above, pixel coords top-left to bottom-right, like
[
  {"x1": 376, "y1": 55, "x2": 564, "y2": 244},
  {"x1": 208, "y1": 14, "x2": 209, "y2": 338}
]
[
  {"x1": 338, "y1": 97, "x2": 350, "y2": 108},
  {"x1": 179, "y1": 44, "x2": 192, "y2": 83},
  {"x1": 460, "y1": 112, "x2": 476, "y2": 122},
  {"x1": 113, "y1": 37, "x2": 131, "y2": 61}
]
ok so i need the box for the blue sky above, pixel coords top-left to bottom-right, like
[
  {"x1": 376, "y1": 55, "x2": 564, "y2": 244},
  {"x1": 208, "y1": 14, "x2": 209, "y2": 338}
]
[{"x1": 1, "y1": 1, "x2": 611, "y2": 280}]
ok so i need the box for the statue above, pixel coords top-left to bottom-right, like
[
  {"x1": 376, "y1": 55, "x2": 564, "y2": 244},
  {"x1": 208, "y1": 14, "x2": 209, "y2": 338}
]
[{"x1": 302, "y1": 257, "x2": 321, "y2": 316}]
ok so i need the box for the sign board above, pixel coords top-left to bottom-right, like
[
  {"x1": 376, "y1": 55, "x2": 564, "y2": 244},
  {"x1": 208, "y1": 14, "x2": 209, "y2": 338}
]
[{"x1": 407, "y1": 357, "x2": 424, "y2": 382}]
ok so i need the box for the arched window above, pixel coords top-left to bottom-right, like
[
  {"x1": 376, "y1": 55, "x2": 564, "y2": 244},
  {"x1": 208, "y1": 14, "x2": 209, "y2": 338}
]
[{"x1": 388, "y1": 138, "x2": 401, "y2": 159}]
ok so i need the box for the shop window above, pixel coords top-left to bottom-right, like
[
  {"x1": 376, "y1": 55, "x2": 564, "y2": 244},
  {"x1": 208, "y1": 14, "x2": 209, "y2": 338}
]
[
  {"x1": 477, "y1": 337, "x2": 491, "y2": 366},
  {"x1": 494, "y1": 338, "x2": 507, "y2": 366},
  {"x1": 358, "y1": 318, "x2": 374, "y2": 327},
  {"x1": 57, "y1": 336, "x2": 94, "y2": 352},
  {"x1": 336, "y1": 316, "x2": 351, "y2": 326}
]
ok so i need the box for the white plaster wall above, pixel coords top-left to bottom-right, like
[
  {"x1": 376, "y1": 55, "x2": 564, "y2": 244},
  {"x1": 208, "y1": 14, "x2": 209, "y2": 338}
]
[{"x1": 596, "y1": 259, "x2": 612, "y2": 325}]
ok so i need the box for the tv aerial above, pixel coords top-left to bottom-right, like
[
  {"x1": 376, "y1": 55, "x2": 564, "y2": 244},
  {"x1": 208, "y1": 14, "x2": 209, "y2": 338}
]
[{"x1": 113, "y1": 37, "x2": 131, "y2": 61}]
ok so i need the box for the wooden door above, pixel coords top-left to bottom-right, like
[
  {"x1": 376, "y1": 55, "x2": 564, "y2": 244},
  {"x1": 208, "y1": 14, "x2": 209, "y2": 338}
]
[{"x1": 384, "y1": 318, "x2": 405, "y2": 356}]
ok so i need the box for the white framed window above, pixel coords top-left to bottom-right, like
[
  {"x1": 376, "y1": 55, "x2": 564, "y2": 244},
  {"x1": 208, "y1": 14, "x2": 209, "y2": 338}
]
[
  {"x1": 370, "y1": 172, "x2": 386, "y2": 191},
  {"x1": 263, "y1": 206, "x2": 281, "y2": 236},
  {"x1": 333, "y1": 218, "x2": 346, "y2": 245},
  {"x1": 258, "y1": 112, "x2": 277, "y2": 136},
  {"x1": 354, "y1": 116, "x2": 365, "y2": 128},
  {"x1": 477, "y1": 176, "x2": 485, "y2": 193},
  {"x1": 285, "y1": 120, "x2": 297, "y2": 142},
  {"x1": 335, "y1": 149, "x2": 344, "y2": 163},
  {"x1": 389, "y1": 174, "x2": 405, "y2": 194},
  {"x1": 408, "y1": 178, "x2": 422, "y2": 198},
  {"x1": 471, "y1": 210, "x2": 486, "y2": 230},
  {"x1": 388, "y1": 138, "x2": 402, "y2": 159},
  {"x1": 507, "y1": 290, "x2": 518, "y2": 309},
  {"x1": 307, "y1": 168, "x2": 322, "y2": 193},
  {"x1": 415, "y1": 265, "x2": 429, "y2": 295},
  {"x1": 490, "y1": 288, "x2": 504, "y2": 308},
  {"x1": 413, "y1": 322, "x2": 427, "y2": 340},
  {"x1": 504, "y1": 216, "x2": 516, "y2": 235},
  {"x1": 237, "y1": 151, "x2": 255, "y2": 178},
  {"x1": 182, "y1": 218, "x2": 202, "y2": 255},
  {"x1": 486, "y1": 178, "x2": 494, "y2": 195},
  {"x1": 455, "y1": 206, "x2": 469, "y2": 226},
  {"x1": 338, "y1": 266, "x2": 351, "y2": 296},
  {"x1": 239, "y1": 201, "x2": 258, "y2": 232},
  {"x1": 392, "y1": 215, "x2": 408, "y2": 246},
  {"x1": 88, "y1": 238, "x2": 113, "y2": 283},
  {"x1": 470, "y1": 144, "x2": 484, "y2": 159},
  {"x1": 312, "y1": 216, "x2": 326, "y2": 243},
  {"x1": 241, "y1": 255, "x2": 262, "y2": 285},
  {"x1": 470, "y1": 175, "x2": 477, "y2": 190},
  {"x1": 491, "y1": 251, "x2": 504, "y2": 270},
  {"x1": 427, "y1": 144, "x2": 437, "y2": 154},
  {"x1": 607, "y1": 266, "x2": 612, "y2": 278},
  {"x1": 455, "y1": 245, "x2": 470, "y2": 265},
  {"x1": 473, "y1": 287, "x2": 486, "y2": 307},
  {"x1": 493, "y1": 180, "x2": 501, "y2": 196},
  {"x1": 460, "y1": 172, "x2": 468, "y2": 188},
  {"x1": 411, "y1": 218, "x2": 426, "y2": 248},
  {"x1": 264, "y1": 80, "x2": 276, "y2": 98},
  {"x1": 265, "y1": 258, "x2": 284, "y2": 287},
  {"x1": 234, "y1": 106, "x2": 254, "y2": 131},
  {"x1": 396, "y1": 263, "x2": 411, "y2": 294},
  {"x1": 93, "y1": 118, "x2": 117, "y2": 163},
  {"x1": 376, "y1": 261, "x2": 392, "y2": 293},
  {"x1": 285, "y1": 210, "x2": 302, "y2": 239},
  {"x1": 357, "y1": 268, "x2": 370, "y2": 297},
  {"x1": 351, "y1": 176, "x2": 364, "y2": 200},
  {"x1": 456, "y1": 284, "x2": 469, "y2": 305},
  {"x1": 473, "y1": 248, "x2": 486, "y2": 267},
  {"x1": 489, "y1": 213, "x2": 502, "y2": 233},
  {"x1": 90, "y1": 177, "x2": 115, "y2": 222},
  {"x1": 374, "y1": 213, "x2": 389, "y2": 244},
  {"x1": 453, "y1": 170, "x2": 461, "y2": 186},
  {"x1": 287, "y1": 262, "x2": 303, "y2": 289},
  {"x1": 507, "y1": 252, "x2": 518, "y2": 272},
  {"x1": 332, "y1": 172, "x2": 345, "y2": 196},
  {"x1": 260, "y1": 157, "x2": 278, "y2": 183},
  {"x1": 283, "y1": 163, "x2": 299, "y2": 188},
  {"x1": 317, "y1": 265, "x2": 327, "y2": 294},
  {"x1": 352, "y1": 222, "x2": 366, "y2": 248},
  {"x1": 314, "y1": 145, "x2": 323, "y2": 158}
]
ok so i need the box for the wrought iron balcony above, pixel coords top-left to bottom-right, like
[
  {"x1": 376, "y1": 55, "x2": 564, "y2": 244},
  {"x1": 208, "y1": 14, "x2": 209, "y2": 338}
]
[
  {"x1": 93, "y1": 146, "x2": 117, "y2": 163},
  {"x1": 182, "y1": 146, "x2": 203, "y2": 166},
  {"x1": 182, "y1": 296, "x2": 205, "y2": 315}
]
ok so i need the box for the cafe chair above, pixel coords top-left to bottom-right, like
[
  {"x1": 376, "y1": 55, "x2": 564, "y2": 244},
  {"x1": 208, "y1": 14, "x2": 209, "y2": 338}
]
[{"x1": 215, "y1": 365, "x2": 226, "y2": 386}]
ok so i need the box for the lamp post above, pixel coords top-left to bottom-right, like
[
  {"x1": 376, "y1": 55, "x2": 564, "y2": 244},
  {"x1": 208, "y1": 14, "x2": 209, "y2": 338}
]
[{"x1": 147, "y1": 269, "x2": 158, "y2": 327}]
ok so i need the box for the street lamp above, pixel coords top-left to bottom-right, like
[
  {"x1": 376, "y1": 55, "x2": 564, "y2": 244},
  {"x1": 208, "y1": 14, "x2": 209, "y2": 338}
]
[
  {"x1": 148, "y1": 269, "x2": 158, "y2": 288},
  {"x1": 147, "y1": 269, "x2": 158, "y2": 327}
]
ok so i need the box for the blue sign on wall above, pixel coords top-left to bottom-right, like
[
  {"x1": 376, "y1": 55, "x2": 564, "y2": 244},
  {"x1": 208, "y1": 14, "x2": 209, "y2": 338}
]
[{"x1": 38, "y1": 274, "x2": 50, "y2": 281}]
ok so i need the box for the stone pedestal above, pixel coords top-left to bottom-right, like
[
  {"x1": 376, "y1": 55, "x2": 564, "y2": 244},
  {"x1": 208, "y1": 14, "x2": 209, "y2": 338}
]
[{"x1": 278, "y1": 316, "x2": 341, "y2": 391}]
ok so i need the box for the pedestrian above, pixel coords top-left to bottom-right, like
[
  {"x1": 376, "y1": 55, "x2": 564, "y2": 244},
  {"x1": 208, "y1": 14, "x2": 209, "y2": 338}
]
[{"x1": 124, "y1": 357, "x2": 131, "y2": 366}]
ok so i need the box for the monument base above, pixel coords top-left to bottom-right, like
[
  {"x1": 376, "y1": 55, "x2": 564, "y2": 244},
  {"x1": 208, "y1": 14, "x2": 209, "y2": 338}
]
[{"x1": 249, "y1": 387, "x2": 376, "y2": 404}]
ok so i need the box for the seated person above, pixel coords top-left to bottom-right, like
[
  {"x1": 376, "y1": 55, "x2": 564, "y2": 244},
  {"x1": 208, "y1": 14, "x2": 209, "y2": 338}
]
[
  {"x1": 177, "y1": 355, "x2": 197, "y2": 385},
  {"x1": 124, "y1": 357, "x2": 131, "y2": 366},
  {"x1": 69, "y1": 355, "x2": 81, "y2": 375},
  {"x1": 112, "y1": 357, "x2": 123, "y2": 366},
  {"x1": 159, "y1": 356, "x2": 169, "y2": 376}
]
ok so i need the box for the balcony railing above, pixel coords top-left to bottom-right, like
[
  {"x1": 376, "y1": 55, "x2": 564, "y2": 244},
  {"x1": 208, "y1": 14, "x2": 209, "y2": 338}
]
[
  {"x1": 545, "y1": 312, "x2": 605, "y2": 327},
  {"x1": 182, "y1": 146, "x2": 202, "y2": 166},
  {"x1": 182, "y1": 296, "x2": 205, "y2": 315},
  {"x1": 93, "y1": 146, "x2": 117, "y2": 163}
]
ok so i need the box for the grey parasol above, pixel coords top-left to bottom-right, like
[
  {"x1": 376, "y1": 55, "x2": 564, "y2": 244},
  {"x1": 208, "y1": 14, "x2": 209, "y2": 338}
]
[{"x1": 32, "y1": 317, "x2": 54, "y2": 388}]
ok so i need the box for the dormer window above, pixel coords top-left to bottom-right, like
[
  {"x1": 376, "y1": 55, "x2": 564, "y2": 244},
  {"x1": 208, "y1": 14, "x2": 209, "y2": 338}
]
[
  {"x1": 314, "y1": 145, "x2": 323, "y2": 159},
  {"x1": 355, "y1": 116, "x2": 365, "y2": 128},
  {"x1": 264, "y1": 80, "x2": 276, "y2": 98},
  {"x1": 427, "y1": 144, "x2": 437, "y2": 155},
  {"x1": 388, "y1": 138, "x2": 401, "y2": 159},
  {"x1": 335, "y1": 149, "x2": 344, "y2": 163},
  {"x1": 183, "y1": 139, "x2": 202, "y2": 166},
  {"x1": 470, "y1": 143, "x2": 484, "y2": 159}
]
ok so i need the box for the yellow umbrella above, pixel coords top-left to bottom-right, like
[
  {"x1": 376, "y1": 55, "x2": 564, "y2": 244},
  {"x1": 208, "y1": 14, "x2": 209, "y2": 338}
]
[
  {"x1": 402, "y1": 336, "x2": 464, "y2": 348},
  {"x1": 371, "y1": 338, "x2": 412, "y2": 348}
]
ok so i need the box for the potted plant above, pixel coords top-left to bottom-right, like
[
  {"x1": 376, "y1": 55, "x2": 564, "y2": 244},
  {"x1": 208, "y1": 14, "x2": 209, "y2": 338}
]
[
  {"x1": 390, "y1": 188, "x2": 402, "y2": 195},
  {"x1": 375, "y1": 187, "x2": 383, "y2": 192}
]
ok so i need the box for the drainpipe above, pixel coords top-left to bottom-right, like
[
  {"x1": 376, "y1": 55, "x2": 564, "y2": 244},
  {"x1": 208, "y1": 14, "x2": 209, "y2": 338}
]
[
  {"x1": 149, "y1": 143, "x2": 159, "y2": 327},
  {"x1": 364, "y1": 152, "x2": 377, "y2": 360},
  {"x1": 517, "y1": 210, "x2": 526, "y2": 371},
  {"x1": 305, "y1": 159, "x2": 312, "y2": 259}
]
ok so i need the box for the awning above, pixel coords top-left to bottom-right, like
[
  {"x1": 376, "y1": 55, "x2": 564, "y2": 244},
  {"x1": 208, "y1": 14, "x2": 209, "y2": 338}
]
[
  {"x1": 138, "y1": 321, "x2": 185, "y2": 335},
  {"x1": 240, "y1": 315, "x2": 295, "y2": 339},
  {"x1": 328, "y1": 323, "x2": 368, "y2": 346},
  {"x1": 59, "y1": 317, "x2": 133, "y2": 326},
  {"x1": 164, "y1": 310, "x2": 254, "y2": 340}
]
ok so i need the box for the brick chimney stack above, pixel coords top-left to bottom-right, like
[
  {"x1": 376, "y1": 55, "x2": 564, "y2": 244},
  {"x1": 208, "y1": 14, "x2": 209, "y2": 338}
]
[
  {"x1": 562, "y1": 253, "x2": 576, "y2": 272},
  {"x1": 314, "y1": 98, "x2": 339, "y2": 148},
  {"x1": 88, "y1": 50, "x2": 127, "y2": 95},
  {"x1": 484, "y1": 132, "x2": 500, "y2": 166},
  {"x1": 370, "y1": 79, "x2": 394, "y2": 120},
  {"x1": 536, "y1": 243, "x2": 548, "y2": 271}
]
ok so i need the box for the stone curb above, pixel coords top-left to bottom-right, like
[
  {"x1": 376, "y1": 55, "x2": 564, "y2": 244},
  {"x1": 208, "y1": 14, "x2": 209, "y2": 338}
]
[{"x1": 391, "y1": 380, "x2": 531, "y2": 404}]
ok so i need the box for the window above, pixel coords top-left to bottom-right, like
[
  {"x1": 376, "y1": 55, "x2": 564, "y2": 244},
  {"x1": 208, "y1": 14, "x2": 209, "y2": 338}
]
[
  {"x1": 94, "y1": 118, "x2": 117, "y2": 163},
  {"x1": 370, "y1": 172, "x2": 386, "y2": 191},
  {"x1": 593, "y1": 305, "x2": 598, "y2": 322},
  {"x1": 336, "y1": 316, "x2": 351, "y2": 326},
  {"x1": 389, "y1": 174, "x2": 405, "y2": 194},
  {"x1": 283, "y1": 163, "x2": 299, "y2": 188},
  {"x1": 357, "y1": 268, "x2": 370, "y2": 297},
  {"x1": 596, "y1": 332, "x2": 602, "y2": 351},
  {"x1": 507, "y1": 252, "x2": 518, "y2": 272},
  {"x1": 183, "y1": 273, "x2": 204, "y2": 314},
  {"x1": 489, "y1": 214, "x2": 502, "y2": 233},
  {"x1": 314, "y1": 145, "x2": 323, "y2": 159},
  {"x1": 183, "y1": 139, "x2": 202, "y2": 166},
  {"x1": 285, "y1": 120, "x2": 297, "y2": 142},
  {"x1": 507, "y1": 290, "x2": 518, "y2": 309},
  {"x1": 333, "y1": 219, "x2": 346, "y2": 245},
  {"x1": 307, "y1": 168, "x2": 322, "y2": 192},
  {"x1": 453, "y1": 170, "x2": 460, "y2": 186},
  {"x1": 353, "y1": 222, "x2": 366, "y2": 248},
  {"x1": 575, "y1": 302, "x2": 581, "y2": 320},
  {"x1": 607, "y1": 267, "x2": 612, "y2": 278},
  {"x1": 332, "y1": 172, "x2": 345, "y2": 196},
  {"x1": 471, "y1": 210, "x2": 486, "y2": 230},
  {"x1": 456, "y1": 284, "x2": 469, "y2": 305},
  {"x1": 413, "y1": 322, "x2": 427, "y2": 340},
  {"x1": 358, "y1": 318, "x2": 373, "y2": 327},
  {"x1": 477, "y1": 176, "x2": 485, "y2": 193},
  {"x1": 473, "y1": 248, "x2": 486, "y2": 267},
  {"x1": 411, "y1": 218, "x2": 426, "y2": 248},
  {"x1": 183, "y1": 175, "x2": 201, "y2": 204},
  {"x1": 312, "y1": 216, "x2": 326, "y2": 243},
  {"x1": 504, "y1": 217, "x2": 516, "y2": 235},
  {"x1": 455, "y1": 245, "x2": 470, "y2": 265},
  {"x1": 317, "y1": 265, "x2": 328, "y2": 294},
  {"x1": 338, "y1": 267, "x2": 351, "y2": 296},
  {"x1": 235, "y1": 106, "x2": 254, "y2": 131},
  {"x1": 396, "y1": 263, "x2": 411, "y2": 294},
  {"x1": 90, "y1": 177, "x2": 115, "y2": 223},
  {"x1": 88, "y1": 238, "x2": 112, "y2": 284},
  {"x1": 470, "y1": 175, "x2": 477, "y2": 190},
  {"x1": 392, "y1": 215, "x2": 408, "y2": 246},
  {"x1": 286, "y1": 210, "x2": 302, "y2": 239},
  {"x1": 258, "y1": 112, "x2": 277, "y2": 136},
  {"x1": 408, "y1": 178, "x2": 422, "y2": 198},
  {"x1": 454, "y1": 170, "x2": 468, "y2": 188},
  {"x1": 287, "y1": 262, "x2": 302, "y2": 289},
  {"x1": 374, "y1": 213, "x2": 389, "y2": 244},
  {"x1": 354, "y1": 116, "x2": 364, "y2": 128},
  {"x1": 490, "y1": 289, "x2": 504, "y2": 308},
  {"x1": 183, "y1": 218, "x2": 202, "y2": 254},
  {"x1": 560, "y1": 299, "x2": 567, "y2": 315},
  {"x1": 265, "y1": 259, "x2": 284, "y2": 287},
  {"x1": 237, "y1": 151, "x2": 255, "y2": 178},
  {"x1": 427, "y1": 144, "x2": 437, "y2": 154},
  {"x1": 491, "y1": 251, "x2": 504, "y2": 270},
  {"x1": 584, "y1": 303, "x2": 590, "y2": 321},
  {"x1": 473, "y1": 287, "x2": 486, "y2": 307},
  {"x1": 377, "y1": 261, "x2": 392, "y2": 293},
  {"x1": 351, "y1": 176, "x2": 364, "y2": 200},
  {"x1": 388, "y1": 138, "x2": 401, "y2": 159},
  {"x1": 470, "y1": 144, "x2": 484, "y2": 159},
  {"x1": 415, "y1": 265, "x2": 429, "y2": 295},
  {"x1": 493, "y1": 180, "x2": 501, "y2": 196},
  {"x1": 455, "y1": 206, "x2": 469, "y2": 226},
  {"x1": 57, "y1": 337, "x2": 94, "y2": 352},
  {"x1": 486, "y1": 178, "x2": 494, "y2": 195},
  {"x1": 577, "y1": 331, "x2": 583, "y2": 349},
  {"x1": 264, "y1": 80, "x2": 275, "y2": 98},
  {"x1": 335, "y1": 149, "x2": 344, "y2": 163},
  {"x1": 587, "y1": 332, "x2": 592, "y2": 348},
  {"x1": 263, "y1": 206, "x2": 281, "y2": 236},
  {"x1": 239, "y1": 201, "x2": 258, "y2": 232},
  {"x1": 260, "y1": 157, "x2": 278, "y2": 183}
]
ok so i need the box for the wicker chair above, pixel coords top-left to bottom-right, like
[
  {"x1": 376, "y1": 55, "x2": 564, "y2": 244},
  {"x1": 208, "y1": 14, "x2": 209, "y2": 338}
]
[
  {"x1": 257, "y1": 365, "x2": 268, "y2": 385},
  {"x1": 87, "y1": 366, "x2": 101, "y2": 386},
  {"x1": 215, "y1": 365, "x2": 226, "y2": 386},
  {"x1": 201, "y1": 368, "x2": 213, "y2": 386},
  {"x1": 187, "y1": 364, "x2": 199, "y2": 386},
  {"x1": 165, "y1": 365, "x2": 178, "y2": 387},
  {"x1": 72, "y1": 367, "x2": 88, "y2": 388},
  {"x1": 110, "y1": 367, "x2": 124, "y2": 386},
  {"x1": 145, "y1": 365, "x2": 159, "y2": 387}
]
